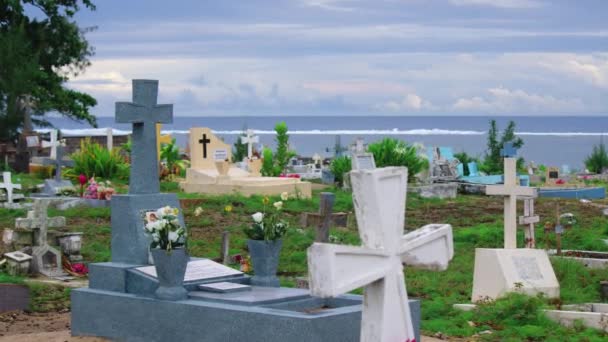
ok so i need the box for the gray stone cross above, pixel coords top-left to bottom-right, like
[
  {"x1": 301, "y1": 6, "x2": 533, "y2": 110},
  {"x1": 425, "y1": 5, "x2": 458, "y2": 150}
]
[
  {"x1": 42, "y1": 145, "x2": 74, "y2": 182},
  {"x1": 15, "y1": 199, "x2": 66, "y2": 246},
  {"x1": 115, "y1": 80, "x2": 173, "y2": 194}
]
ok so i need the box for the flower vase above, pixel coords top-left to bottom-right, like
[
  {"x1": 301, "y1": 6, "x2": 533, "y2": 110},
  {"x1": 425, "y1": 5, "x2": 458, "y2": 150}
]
[
  {"x1": 150, "y1": 248, "x2": 189, "y2": 301},
  {"x1": 247, "y1": 239, "x2": 282, "y2": 287}
]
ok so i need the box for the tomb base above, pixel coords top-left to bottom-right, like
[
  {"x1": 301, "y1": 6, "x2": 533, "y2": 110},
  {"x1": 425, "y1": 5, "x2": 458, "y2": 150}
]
[
  {"x1": 72, "y1": 259, "x2": 421, "y2": 342},
  {"x1": 42, "y1": 179, "x2": 75, "y2": 196},
  {"x1": 472, "y1": 248, "x2": 559, "y2": 302}
]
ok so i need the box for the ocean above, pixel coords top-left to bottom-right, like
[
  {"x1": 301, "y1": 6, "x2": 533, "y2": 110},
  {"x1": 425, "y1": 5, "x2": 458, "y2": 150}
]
[{"x1": 45, "y1": 116, "x2": 608, "y2": 170}]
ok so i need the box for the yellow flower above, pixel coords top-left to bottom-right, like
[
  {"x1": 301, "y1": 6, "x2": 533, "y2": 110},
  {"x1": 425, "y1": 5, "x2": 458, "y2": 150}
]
[
  {"x1": 262, "y1": 196, "x2": 270, "y2": 205},
  {"x1": 173, "y1": 208, "x2": 179, "y2": 216},
  {"x1": 224, "y1": 205, "x2": 233, "y2": 213}
]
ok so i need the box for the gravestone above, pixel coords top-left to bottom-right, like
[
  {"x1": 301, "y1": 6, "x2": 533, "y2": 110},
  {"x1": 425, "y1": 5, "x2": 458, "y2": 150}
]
[
  {"x1": 519, "y1": 197, "x2": 540, "y2": 248},
  {"x1": 40, "y1": 145, "x2": 75, "y2": 196},
  {"x1": 41, "y1": 129, "x2": 61, "y2": 159},
  {"x1": 546, "y1": 166, "x2": 560, "y2": 185},
  {"x1": 308, "y1": 167, "x2": 454, "y2": 342},
  {"x1": 351, "y1": 152, "x2": 376, "y2": 171},
  {"x1": 473, "y1": 143, "x2": 559, "y2": 301},
  {"x1": 15, "y1": 199, "x2": 67, "y2": 277},
  {"x1": 189, "y1": 127, "x2": 232, "y2": 170},
  {"x1": 241, "y1": 129, "x2": 259, "y2": 160},
  {"x1": 111, "y1": 79, "x2": 184, "y2": 264},
  {"x1": 0, "y1": 171, "x2": 23, "y2": 204}
]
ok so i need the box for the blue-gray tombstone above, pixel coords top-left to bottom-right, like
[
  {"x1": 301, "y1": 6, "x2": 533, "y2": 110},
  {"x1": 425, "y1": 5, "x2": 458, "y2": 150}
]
[
  {"x1": 111, "y1": 80, "x2": 185, "y2": 264},
  {"x1": 41, "y1": 145, "x2": 75, "y2": 195}
]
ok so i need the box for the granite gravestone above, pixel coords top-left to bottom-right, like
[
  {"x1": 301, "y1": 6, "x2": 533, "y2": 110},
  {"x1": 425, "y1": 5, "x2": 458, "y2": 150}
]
[
  {"x1": 308, "y1": 167, "x2": 454, "y2": 342},
  {"x1": 473, "y1": 143, "x2": 559, "y2": 301},
  {"x1": 40, "y1": 145, "x2": 75, "y2": 196},
  {"x1": 111, "y1": 79, "x2": 185, "y2": 265}
]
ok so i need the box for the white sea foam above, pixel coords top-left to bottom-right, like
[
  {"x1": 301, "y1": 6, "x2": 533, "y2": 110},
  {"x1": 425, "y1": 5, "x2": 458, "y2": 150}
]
[{"x1": 38, "y1": 127, "x2": 608, "y2": 137}]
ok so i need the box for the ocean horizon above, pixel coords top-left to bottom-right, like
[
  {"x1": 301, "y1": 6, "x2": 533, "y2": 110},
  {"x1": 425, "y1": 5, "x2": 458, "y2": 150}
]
[{"x1": 45, "y1": 115, "x2": 608, "y2": 170}]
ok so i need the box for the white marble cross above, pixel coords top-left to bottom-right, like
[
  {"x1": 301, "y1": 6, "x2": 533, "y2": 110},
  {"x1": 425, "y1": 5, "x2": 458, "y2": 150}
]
[
  {"x1": 519, "y1": 197, "x2": 539, "y2": 248},
  {"x1": 0, "y1": 172, "x2": 21, "y2": 204},
  {"x1": 106, "y1": 127, "x2": 114, "y2": 151},
  {"x1": 486, "y1": 158, "x2": 536, "y2": 249},
  {"x1": 41, "y1": 129, "x2": 62, "y2": 159},
  {"x1": 308, "y1": 167, "x2": 454, "y2": 342},
  {"x1": 241, "y1": 129, "x2": 259, "y2": 159}
]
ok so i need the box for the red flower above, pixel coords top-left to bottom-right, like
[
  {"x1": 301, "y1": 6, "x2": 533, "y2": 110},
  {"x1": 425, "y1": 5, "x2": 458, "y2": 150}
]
[{"x1": 78, "y1": 174, "x2": 88, "y2": 185}]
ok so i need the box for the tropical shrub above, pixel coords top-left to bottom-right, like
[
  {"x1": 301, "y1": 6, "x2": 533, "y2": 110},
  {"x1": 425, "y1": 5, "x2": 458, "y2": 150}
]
[
  {"x1": 481, "y1": 120, "x2": 524, "y2": 174},
  {"x1": 261, "y1": 147, "x2": 275, "y2": 177},
  {"x1": 330, "y1": 156, "x2": 352, "y2": 186},
  {"x1": 367, "y1": 138, "x2": 427, "y2": 182},
  {"x1": 160, "y1": 138, "x2": 189, "y2": 179},
  {"x1": 454, "y1": 151, "x2": 479, "y2": 176},
  {"x1": 585, "y1": 142, "x2": 608, "y2": 173},
  {"x1": 274, "y1": 121, "x2": 295, "y2": 175},
  {"x1": 69, "y1": 138, "x2": 129, "y2": 180}
]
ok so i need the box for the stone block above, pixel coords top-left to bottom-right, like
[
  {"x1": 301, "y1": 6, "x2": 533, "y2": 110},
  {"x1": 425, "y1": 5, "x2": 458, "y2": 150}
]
[{"x1": 408, "y1": 183, "x2": 458, "y2": 199}]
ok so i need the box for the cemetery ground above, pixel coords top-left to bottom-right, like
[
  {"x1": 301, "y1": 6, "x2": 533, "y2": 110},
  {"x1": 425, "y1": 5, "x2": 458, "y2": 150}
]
[{"x1": 2, "y1": 178, "x2": 608, "y2": 341}]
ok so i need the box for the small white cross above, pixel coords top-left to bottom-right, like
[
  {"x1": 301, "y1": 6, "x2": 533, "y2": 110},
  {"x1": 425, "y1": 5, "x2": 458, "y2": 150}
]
[
  {"x1": 0, "y1": 172, "x2": 21, "y2": 204},
  {"x1": 241, "y1": 129, "x2": 259, "y2": 160},
  {"x1": 41, "y1": 129, "x2": 62, "y2": 159},
  {"x1": 486, "y1": 158, "x2": 536, "y2": 249},
  {"x1": 308, "y1": 167, "x2": 454, "y2": 342},
  {"x1": 519, "y1": 197, "x2": 539, "y2": 248}
]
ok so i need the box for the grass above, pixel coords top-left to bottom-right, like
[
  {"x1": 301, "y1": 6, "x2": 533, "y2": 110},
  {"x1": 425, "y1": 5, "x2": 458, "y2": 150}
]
[{"x1": 1, "y1": 176, "x2": 608, "y2": 340}]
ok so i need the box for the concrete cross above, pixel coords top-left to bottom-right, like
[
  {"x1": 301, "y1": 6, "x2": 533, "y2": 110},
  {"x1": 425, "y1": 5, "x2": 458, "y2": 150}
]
[
  {"x1": 15, "y1": 199, "x2": 65, "y2": 247},
  {"x1": 308, "y1": 167, "x2": 454, "y2": 342},
  {"x1": 0, "y1": 172, "x2": 21, "y2": 204},
  {"x1": 354, "y1": 138, "x2": 365, "y2": 153},
  {"x1": 519, "y1": 197, "x2": 540, "y2": 248},
  {"x1": 312, "y1": 153, "x2": 322, "y2": 167},
  {"x1": 41, "y1": 129, "x2": 61, "y2": 159},
  {"x1": 116, "y1": 80, "x2": 173, "y2": 194},
  {"x1": 486, "y1": 157, "x2": 536, "y2": 249},
  {"x1": 42, "y1": 145, "x2": 74, "y2": 182},
  {"x1": 106, "y1": 127, "x2": 113, "y2": 151},
  {"x1": 199, "y1": 134, "x2": 211, "y2": 159},
  {"x1": 241, "y1": 129, "x2": 259, "y2": 160},
  {"x1": 501, "y1": 142, "x2": 518, "y2": 158}
]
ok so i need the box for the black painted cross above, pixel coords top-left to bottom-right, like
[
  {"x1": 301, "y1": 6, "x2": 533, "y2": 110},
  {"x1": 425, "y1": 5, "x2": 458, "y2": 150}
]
[
  {"x1": 115, "y1": 80, "x2": 173, "y2": 194},
  {"x1": 199, "y1": 134, "x2": 211, "y2": 159}
]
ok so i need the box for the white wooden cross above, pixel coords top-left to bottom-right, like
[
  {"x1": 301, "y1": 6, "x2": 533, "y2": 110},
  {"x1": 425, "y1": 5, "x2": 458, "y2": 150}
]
[
  {"x1": 486, "y1": 157, "x2": 536, "y2": 249},
  {"x1": 519, "y1": 197, "x2": 539, "y2": 248},
  {"x1": 241, "y1": 129, "x2": 259, "y2": 160},
  {"x1": 41, "y1": 129, "x2": 62, "y2": 159},
  {"x1": 106, "y1": 127, "x2": 114, "y2": 151},
  {"x1": 308, "y1": 167, "x2": 454, "y2": 342},
  {"x1": 0, "y1": 172, "x2": 22, "y2": 204}
]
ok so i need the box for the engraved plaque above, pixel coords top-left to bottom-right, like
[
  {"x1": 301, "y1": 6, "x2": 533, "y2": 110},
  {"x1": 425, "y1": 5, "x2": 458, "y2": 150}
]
[{"x1": 512, "y1": 256, "x2": 543, "y2": 281}]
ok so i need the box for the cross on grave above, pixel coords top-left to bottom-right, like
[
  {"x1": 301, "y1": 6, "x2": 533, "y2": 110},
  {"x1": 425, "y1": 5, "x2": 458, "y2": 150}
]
[
  {"x1": 0, "y1": 172, "x2": 22, "y2": 204},
  {"x1": 199, "y1": 134, "x2": 211, "y2": 159},
  {"x1": 116, "y1": 80, "x2": 173, "y2": 194},
  {"x1": 312, "y1": 153, "x2": 322, "y2": 167},
  {"x1": 42, "y1": 145, "x2": 74, "y2": 182},
  {"x1": 41, "y1": 129, "x2": 61, "y2": 160},
  {"x1": 15, "y1": 199, "x2": 66, "y2": 277},
  {"x1": 486, "y1": 145, "x2": 536, "y2": 249},
  {"x1": 519, "y1": 197, "x2": 540, "y2": 248},
  {"x1": 308, "y1": 167, "x2": 454, "y2": 342},
  {"x1": 241, "y1": 129, "x2": 259, "y2": 160}
]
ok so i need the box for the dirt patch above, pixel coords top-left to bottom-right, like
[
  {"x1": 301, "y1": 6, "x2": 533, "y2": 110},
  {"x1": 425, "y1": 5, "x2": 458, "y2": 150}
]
[{"x1": 0, "y1": 311, "x2": 106, "y2": 341}]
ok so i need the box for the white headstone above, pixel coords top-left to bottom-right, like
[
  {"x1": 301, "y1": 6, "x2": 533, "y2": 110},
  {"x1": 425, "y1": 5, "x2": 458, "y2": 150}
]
[
  {"x1": 0, "y1": 172, "x2": 22, "y2": 204},
  {"x1": 241, "y1": 129, "x2": 259, "y2": 160},
  {"x1": 486, "y1": 158, "x2": 536, "y2": 249},
  {"x1": 41, "y1": 129, "x2": 61, "y2": 159},
  {"x1": 352, "y1": 153, "x2": 376, "y2": 171},
  {"x1": 308, "y1": 167, "x2": 454, "y2": 342}
]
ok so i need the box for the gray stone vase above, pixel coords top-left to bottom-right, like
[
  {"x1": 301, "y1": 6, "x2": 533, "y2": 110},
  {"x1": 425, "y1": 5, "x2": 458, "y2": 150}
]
[
  {"x1": 247, "y1": 239, "x2": 282, "y2": 287},
  {"x1": 150, "y1": 248, "x2": 188, "y2": 301}
]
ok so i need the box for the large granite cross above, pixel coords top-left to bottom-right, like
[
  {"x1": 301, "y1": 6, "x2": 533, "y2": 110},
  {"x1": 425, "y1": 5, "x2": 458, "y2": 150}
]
[
  {"x1": 116, "y1": 80, "x2": 173, "y2": 194},
  {"x1": 41, "y1": 129, "x2": 61, "y2": 159},
  {"x1": 486, "y1": 144, "x2": 536, "y2": 248},
  {"x1": 0, "y1": 172, "x2": 21, "y2": 204},
  {"x1": 241, "y1": 129, "x2": 259, "y2": 160},
  {"x1": 42, "y1": 145, "x2": 74, "y2": 182},
  {"x1": 308, "y1": 167, "x2": 454, "y2": 342}
]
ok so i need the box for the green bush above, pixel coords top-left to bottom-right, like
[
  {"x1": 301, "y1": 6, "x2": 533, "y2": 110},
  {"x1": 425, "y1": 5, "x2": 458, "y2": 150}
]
[
  {"x1": 330, "y1": 155, "x2": 352, "y2": 186},
  {"x1": 68, "y1": 138, "x2": 129, "y2": 180},
  {"x1": 585, "y1": 142, "x2": 608, "y2": 173},
  {"x1": 367, "y1": 138, "x2": 427, "y2": 182},
  {"x1": 261, "y1": 147, "x2": 275, "y2": 177}
]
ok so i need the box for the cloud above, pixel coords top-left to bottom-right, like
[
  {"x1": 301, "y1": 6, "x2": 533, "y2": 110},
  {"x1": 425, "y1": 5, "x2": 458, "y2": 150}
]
[
  {"x1": 300, "y1": 0, "x2": 358, "y2": 11},
  {"x1": 538, "y1": 56, "x2": 608, "y2": 89},
  {"x1": 452, "y1": 87, "x2": 584, "y2": 113},
  {"x1": 448, "y1": 0, "x2": 543, "y2": 9},
  {"x1": 376, "y1": 93, "x2": 434, "y2": 112}
]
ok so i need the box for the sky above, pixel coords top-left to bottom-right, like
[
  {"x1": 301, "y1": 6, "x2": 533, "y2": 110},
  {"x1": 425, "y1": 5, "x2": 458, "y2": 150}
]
[{"x1": 60, "y1": 0, "x2": 608, "y2": 117}]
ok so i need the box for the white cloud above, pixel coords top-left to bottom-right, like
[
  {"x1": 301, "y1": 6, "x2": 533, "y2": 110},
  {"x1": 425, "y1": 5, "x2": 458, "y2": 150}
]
[
  {"x1": 301, "y1": 0, "x2": 358, "y2": 11},
  {"x1": 376, "y1": 93, "x2": 434, "y2": 112},
  {"x1": 449, "y1": 0, "x2": 543, "y2": 9},
  {"x1": 538, "y1": 56, "x2": 608, "y2": 89},
  {"x1": 452, "y1": 87, "x2": 584, "y2": 113}
]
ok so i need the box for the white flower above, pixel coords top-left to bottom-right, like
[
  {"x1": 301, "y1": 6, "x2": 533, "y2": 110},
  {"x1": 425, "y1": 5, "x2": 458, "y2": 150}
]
[
  {"x1": 152, "y1": 233, "x2": 160, "y2": 242},
  {"x1": 273, "y1": 201, "x2": 283, "y2": 210},
  {"x1": 280, "y1": 192, "x2": 289, "y2": 201},
  {"x1": 169, "y1": 231, "x2": 179, "y2": 242},
  {"x1": 171, "y1": 219, "x2": 180, "y2": 226},
  {"x1": 194, "y1": 207, "x2": 203, "y2": 217},
  {"x1": 252, "y1": 212, "x2": 264, "y2": 223}
]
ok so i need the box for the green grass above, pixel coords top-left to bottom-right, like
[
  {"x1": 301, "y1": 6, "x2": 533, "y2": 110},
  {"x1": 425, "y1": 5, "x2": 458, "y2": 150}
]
[{"x1": 2, "y1": 175, "x2": 608, "y2": 340}]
